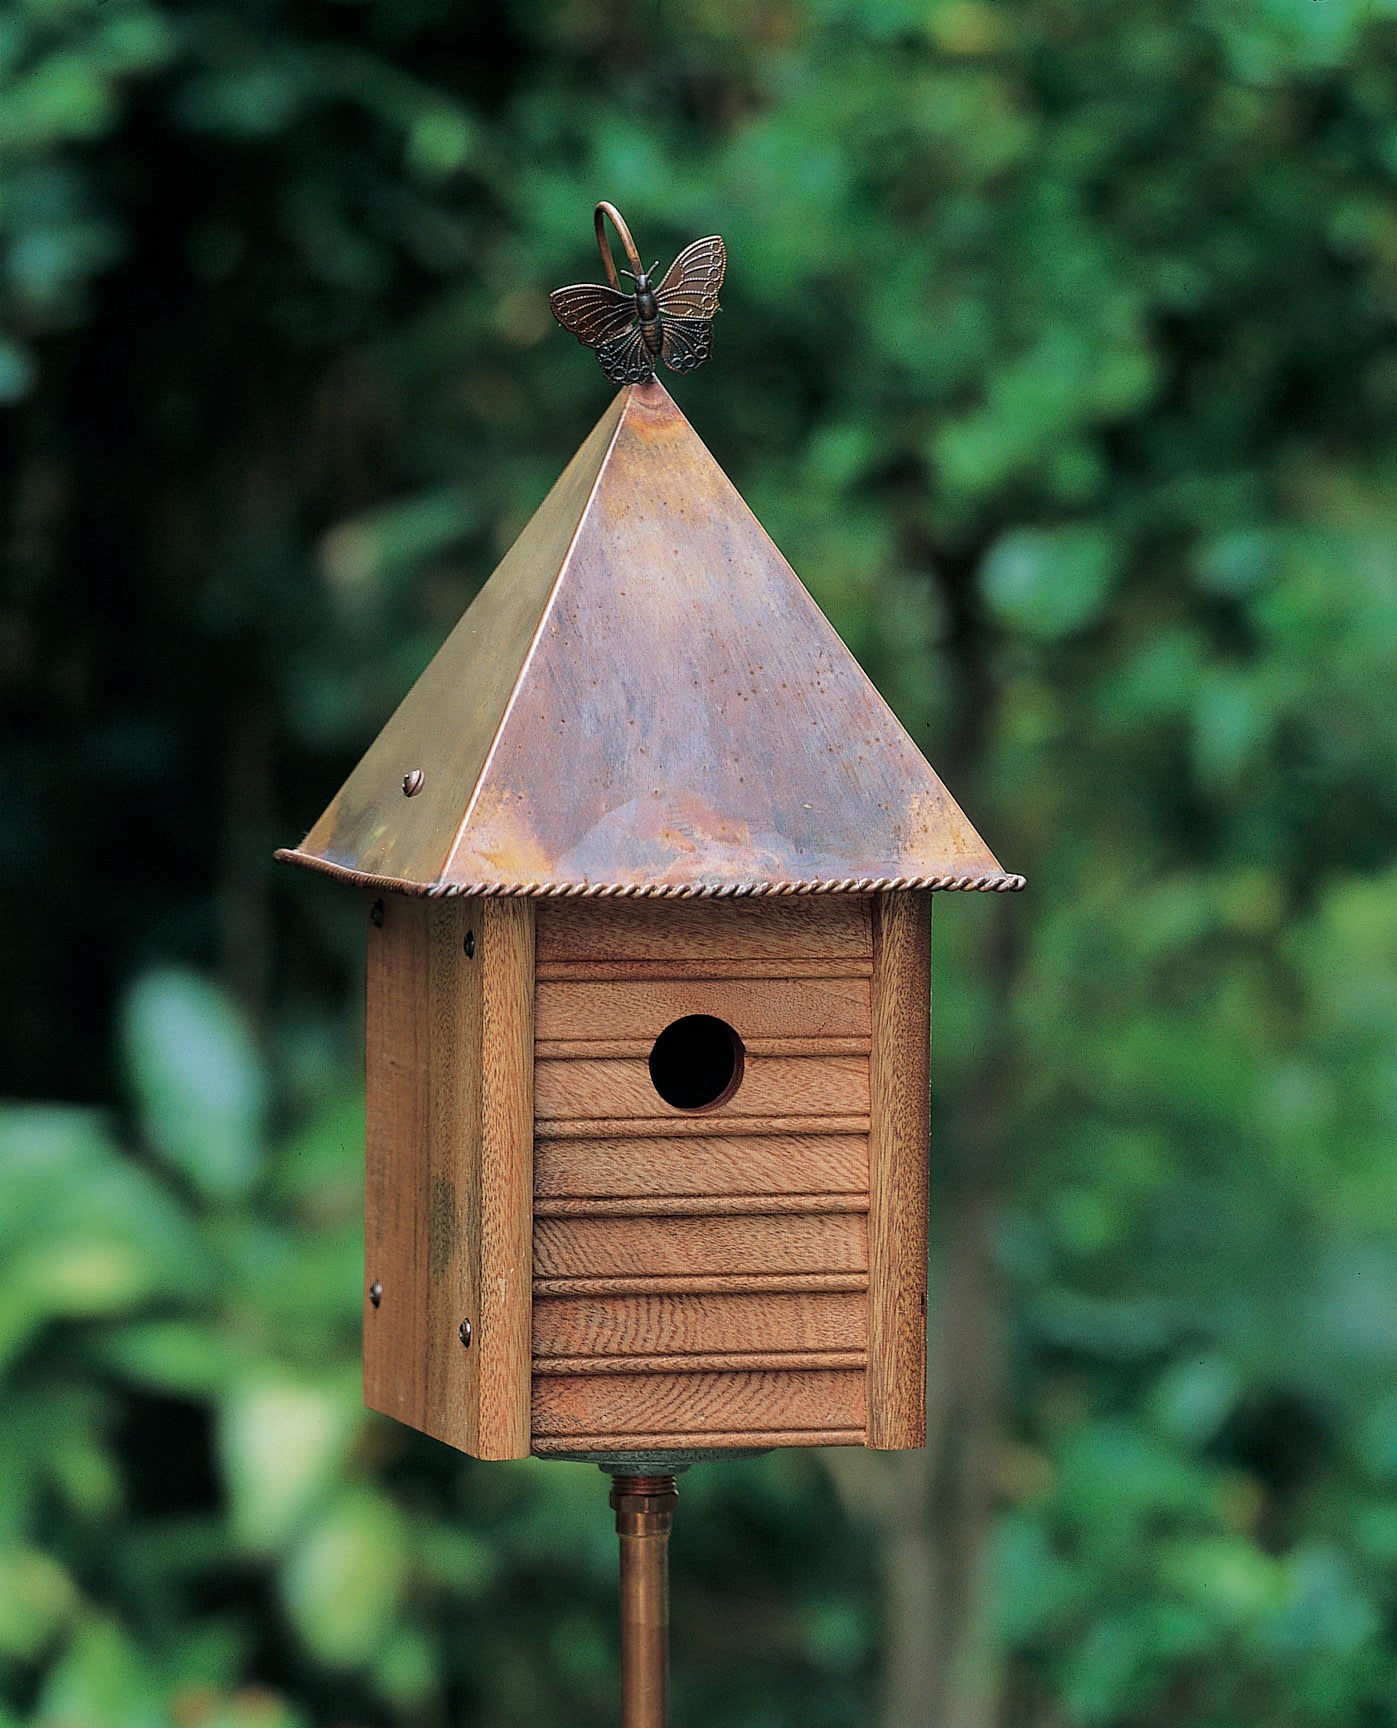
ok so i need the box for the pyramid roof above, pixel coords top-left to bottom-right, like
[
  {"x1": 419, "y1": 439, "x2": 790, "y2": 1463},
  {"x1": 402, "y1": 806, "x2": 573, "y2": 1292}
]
[{"x1": 277, "y1": 380, "x2": 1023, "y2": 900}]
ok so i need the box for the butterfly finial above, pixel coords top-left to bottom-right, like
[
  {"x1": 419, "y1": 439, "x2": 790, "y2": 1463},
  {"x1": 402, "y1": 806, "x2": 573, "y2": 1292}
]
[{"x1": 549, "y1": 201, "x2": 726, "y2": 388}]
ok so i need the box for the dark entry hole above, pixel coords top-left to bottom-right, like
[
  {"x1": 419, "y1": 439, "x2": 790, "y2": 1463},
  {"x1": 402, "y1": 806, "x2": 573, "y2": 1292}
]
[{"x1": 648, "y1": 1015, "x2": 744, "y2": 1112}]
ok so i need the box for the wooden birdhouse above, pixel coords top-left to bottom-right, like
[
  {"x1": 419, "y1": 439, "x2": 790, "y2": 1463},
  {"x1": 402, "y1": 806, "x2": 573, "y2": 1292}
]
[{"x1": 278, "y1": 244, "x2": 1021, "y2": 1469}]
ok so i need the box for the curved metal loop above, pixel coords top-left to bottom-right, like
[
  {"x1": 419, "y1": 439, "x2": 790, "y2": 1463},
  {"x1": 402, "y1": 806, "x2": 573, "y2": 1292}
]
[{"x1": 594, "y1": 201, "x2": 645, "y2": 290}]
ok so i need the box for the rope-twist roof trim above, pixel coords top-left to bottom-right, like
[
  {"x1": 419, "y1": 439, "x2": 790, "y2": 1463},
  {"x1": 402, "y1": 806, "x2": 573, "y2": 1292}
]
[{"x1": 274, "y1": 849, "x2": 1026, "y2": 898}]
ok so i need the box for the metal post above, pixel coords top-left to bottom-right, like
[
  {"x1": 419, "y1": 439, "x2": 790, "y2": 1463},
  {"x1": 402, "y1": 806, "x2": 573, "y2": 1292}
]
[{"x1": 609, "y1": 1472, "x2": 679, "y2": 1728}]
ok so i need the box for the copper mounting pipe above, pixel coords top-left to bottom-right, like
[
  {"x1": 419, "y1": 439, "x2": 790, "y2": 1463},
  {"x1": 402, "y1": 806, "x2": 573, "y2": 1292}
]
[{"x1": 610, "y1": 1472, "x2": 680, "y2": 1728}]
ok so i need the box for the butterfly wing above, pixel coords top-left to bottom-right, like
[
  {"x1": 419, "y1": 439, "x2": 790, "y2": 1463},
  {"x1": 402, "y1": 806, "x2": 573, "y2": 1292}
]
[
  {"x1": 595, "y1": 323, "x2": 655, "y2": 385},
  {"x1": 549, "y1": 282, "x2": 639, "y2": 349},
  {"x1": 654, "y1": 236, "x2": 726, "y2": 319},
  {"x1": 660, "y1": 315, "x2": 714, "y2": 374}
]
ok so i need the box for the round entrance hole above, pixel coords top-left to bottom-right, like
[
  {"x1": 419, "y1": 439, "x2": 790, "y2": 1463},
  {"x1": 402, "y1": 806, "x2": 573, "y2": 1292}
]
[{"x1": 648, "y1": 1015, "x2": 744, "y2": 1112}]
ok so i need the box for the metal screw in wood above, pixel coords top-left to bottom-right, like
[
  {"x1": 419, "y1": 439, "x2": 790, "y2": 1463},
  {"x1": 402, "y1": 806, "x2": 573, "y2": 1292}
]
[{"x1": 609, "y1": 1472, "x2": 679, "y2": 1728}]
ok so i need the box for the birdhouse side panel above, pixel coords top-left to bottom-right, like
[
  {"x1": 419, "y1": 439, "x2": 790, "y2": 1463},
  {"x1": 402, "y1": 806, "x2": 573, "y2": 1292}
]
[
  {"x1": 867, "y1": 890, "x2": 931, "y2": 1449},
  {"x1": 529, "y1": 896, "x2": 876, "y2": 1454},
  {"x1": 364, "y1": 896, "x2": 534, "y2": 1460}
]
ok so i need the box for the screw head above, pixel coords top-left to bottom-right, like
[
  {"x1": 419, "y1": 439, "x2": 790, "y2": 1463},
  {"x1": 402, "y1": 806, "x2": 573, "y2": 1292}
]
[
  {"x1": 369, "y1": 898, "x2": 385, "y2": 928},
  {"x1": 463, "y1": 930, "x2": 476, "y2": 958},
  {"x1": 369, "y1": 1280, "x2": 383, "y2": 1308},
  {"x1": 458, "y1": 1318, "x2": 472, "y2": 1348},
  {"x1": 403, "y1": 768, "x2": 425, "y2": 797}
]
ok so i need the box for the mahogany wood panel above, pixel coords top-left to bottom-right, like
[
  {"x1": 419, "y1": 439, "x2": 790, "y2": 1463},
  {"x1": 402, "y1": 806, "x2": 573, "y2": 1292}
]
[
  {"x1": 535, "y1": 976, "x2": 870, "y2": 1042},
  {"x1": 866, "y1": 891, "x2": 931, "y2": 1449},
  {"x1": 537, "y1": 1113, "x2": 870, "y2": 1141},
  {"x1": 535, "y1": 1133, "x2": 869, "y2": 1198},
  {"x1": 535, "y1": 897, "x2": 872, "y2": 964},
  {"x1": 532, "y1": 1367, "x2": 867, "y2": 1439},
  {"x1": 532, "y1": 1289, "x2": 868, "y2": 1358},
  {"x1": 362, "y1": 895, "x2": 534, "y2": 1461},
  {"x1": 534, "y1": 1212, "x2": 867, "y2": 1279},
  {"x1": 535, "y1": 1054, "x2": 869, "y2": 1122}
]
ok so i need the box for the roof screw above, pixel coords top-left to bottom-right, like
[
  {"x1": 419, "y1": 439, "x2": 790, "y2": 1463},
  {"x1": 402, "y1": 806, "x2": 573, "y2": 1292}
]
[
  {"x1": 458, "y1": 1318, "x2": 472, "y2": 1348},
  {"x1": 369, "y1": 1280, "x2": 382, "y2": 1308},
  {"x1": 370, "y1": 898, "x2": 385, "y2": 928},
  {"x1": 403, "y1": 768, "x2": 425, "y2": 797},
  {"x1": 463, "y1": 930, "x2": 476, "y2": 958}
]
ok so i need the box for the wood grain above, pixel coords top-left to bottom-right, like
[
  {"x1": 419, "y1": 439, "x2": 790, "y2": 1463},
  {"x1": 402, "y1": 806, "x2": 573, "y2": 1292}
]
[
  {"x1": 535, "y1": 1211, "x2": 867, "y2": 1279},
  {"x1": 535, "y1": 956, "x2": 873, "y2": 982},
  {"x1": 535, "y1": 976, "x2": 870, "y2": 1042},
  {"x1": 475, "y1": 896, "x2": 535, "y2": 1456},
  {"x1": 535, "y1": 897, "x2": 871, "y2": 964},
  {"x1": 526, "y1": 899, "x2": 886, "y2": 1456},
  {"x1": 533, "y1": 1350, "x2": 866, "y2": 1375},
  {"x1": 362, "y1": 895, "x2": 534, "y2": 1462},
  {"x1": 364, "y1": 896, "x2": 480, "y2": 1450},
  {"x1": 536, "y1": 1113, "x2": 870, "y2": 1141},
  {"x1": 535, "y1": 1132, "x2": 869, "y2": 1198},
  {"x1": 532, "y1": 1271, "x2": 869, "y2": 1297},
  {"x1": 866, "y1": 891, "x2": 931, "y2": 1449},
  {"x1": 532, "y1": 1289, "x2": 868, "y2": 1358},
  {"x1": 537, "y1": 1036, "x2": 870, "y2": 1060},
  {"x1": 533, "y1": 1428, "x2": 864, "y2": 1455},
  {"x1": 535, "y1": 1054, "x2": 869, "y2": 1122},
  {"x1": 533, "y1": 1193, "x2": 867, "y2": 1218},
  {"x1": 532, "y1": 1367, "x2": 866, "y2": 1438}
]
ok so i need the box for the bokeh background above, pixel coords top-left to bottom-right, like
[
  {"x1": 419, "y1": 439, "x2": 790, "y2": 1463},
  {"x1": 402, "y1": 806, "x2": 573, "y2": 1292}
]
[{"x1": 4, "y1": 1, "x2": 1397, "y2": 1724}]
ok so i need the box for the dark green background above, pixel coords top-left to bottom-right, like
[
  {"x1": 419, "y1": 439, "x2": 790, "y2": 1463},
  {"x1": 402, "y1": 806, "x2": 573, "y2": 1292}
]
[{"x1": 3, "y1": 1, "x2": 1396, "y2": 1723}]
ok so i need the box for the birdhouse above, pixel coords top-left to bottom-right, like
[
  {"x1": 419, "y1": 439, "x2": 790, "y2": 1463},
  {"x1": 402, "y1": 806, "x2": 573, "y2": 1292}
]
[{"x1": 277, "y1": 220, "x2": 1022, "y2": 1470}]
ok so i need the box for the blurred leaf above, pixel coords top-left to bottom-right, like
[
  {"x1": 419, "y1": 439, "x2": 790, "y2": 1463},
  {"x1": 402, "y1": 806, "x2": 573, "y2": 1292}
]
[
  {"x1": 0, "y1": 1107, "x2": 209, "y2": 1370},
  {"x1": 219, "y1": 1373, "x2": 361, "y2": 1555},
  {"x1": 981, "y1": 526, "x2": 1121, "y2": 638},
  {"x1": 0, "y1": 338, "x2": 35, "y2": 401},
  {"x1": 1161, "y1": 1536, "x2": 1286, "y2": 1627},
  {"x1": 121, "y1": 970, "x2": 267, "y2": 1202},
  {"x1": 1355, "y1": 1390, "x2": 1397, "y2": 1480},
  {"x1": 33, "y1": 1614, "x2": 163, "y2": 1728},
  {"x1": 1148, "y1": 1357, "x2": 1241, "y2": 1448},
  {"x1": 280, "y1": 1489, "x2": 408, "y2": 1668},
  {"x1": 0, "y1": 1548, "x2": 77, "y2": 1660},
  {"x1": 1265, "y1": 1545, "x2": 1381, "y2": 1657},
  {"x1": 95, "y1": 1320, "x2": 249, "y2": 1400}
]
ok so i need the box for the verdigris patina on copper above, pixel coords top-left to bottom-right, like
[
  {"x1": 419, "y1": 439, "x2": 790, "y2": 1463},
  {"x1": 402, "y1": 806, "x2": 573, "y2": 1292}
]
[{"x1": 277, "y1": 379, "x2": 1022, "y2": 901}]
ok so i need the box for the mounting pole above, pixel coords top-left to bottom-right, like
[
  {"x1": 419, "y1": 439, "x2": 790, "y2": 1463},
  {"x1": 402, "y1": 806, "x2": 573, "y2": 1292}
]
[{"x1": 609, "y1": 1471, "x2": 680, "y2": 1728}]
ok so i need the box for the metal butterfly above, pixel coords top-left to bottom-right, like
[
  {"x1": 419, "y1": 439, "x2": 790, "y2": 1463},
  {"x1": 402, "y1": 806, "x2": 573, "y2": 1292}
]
[{"x1": 549, "y1": 235, "x2": 726, "y2": 385}]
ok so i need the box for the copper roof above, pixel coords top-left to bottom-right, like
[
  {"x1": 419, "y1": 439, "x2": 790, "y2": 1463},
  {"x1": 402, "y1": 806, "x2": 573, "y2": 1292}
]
[{"x1": 277, "y1": 380, "x2": 1023, "y2": 899}]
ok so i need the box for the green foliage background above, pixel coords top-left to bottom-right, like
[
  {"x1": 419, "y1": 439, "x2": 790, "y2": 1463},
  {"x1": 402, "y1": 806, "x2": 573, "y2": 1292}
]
[{"x1": 3, "y1": 0, "x2": 1396, "y2": 1723}]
